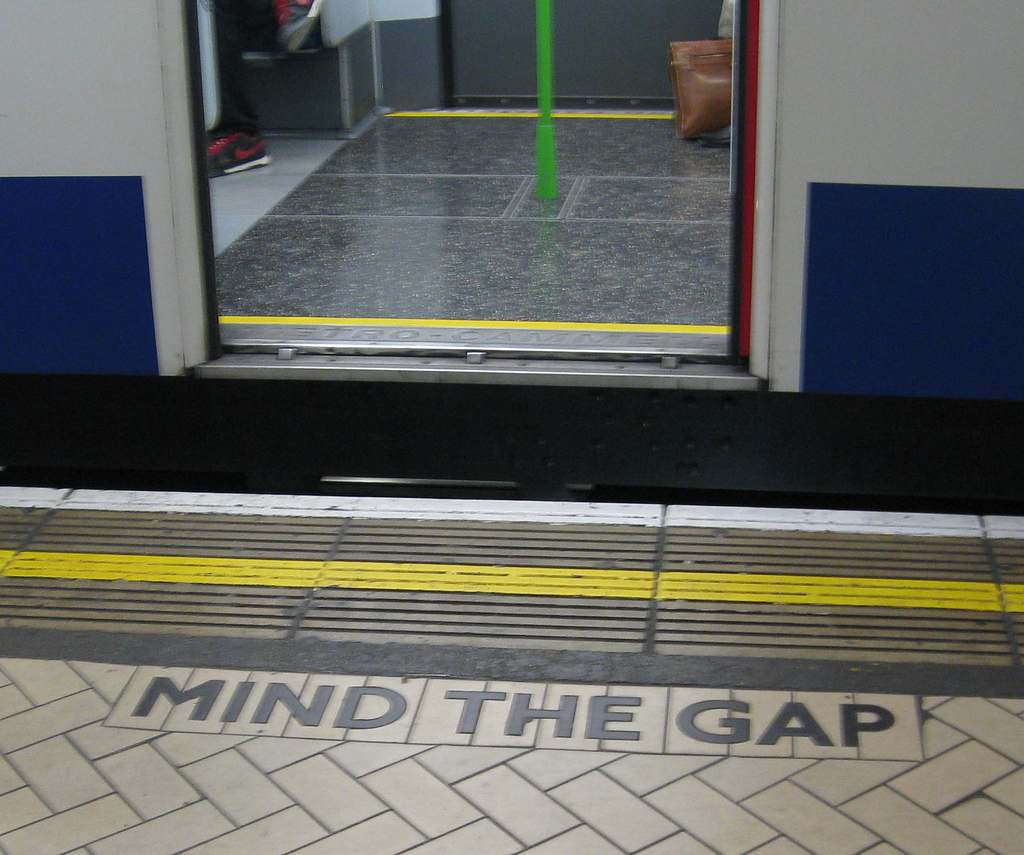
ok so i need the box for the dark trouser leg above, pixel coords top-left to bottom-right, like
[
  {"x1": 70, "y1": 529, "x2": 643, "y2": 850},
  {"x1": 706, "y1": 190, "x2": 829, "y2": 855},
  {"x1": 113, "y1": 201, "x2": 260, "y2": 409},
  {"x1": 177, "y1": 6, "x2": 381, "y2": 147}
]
[{"x1": 212, "y1": 0, "x2": 270, "y2": 135}]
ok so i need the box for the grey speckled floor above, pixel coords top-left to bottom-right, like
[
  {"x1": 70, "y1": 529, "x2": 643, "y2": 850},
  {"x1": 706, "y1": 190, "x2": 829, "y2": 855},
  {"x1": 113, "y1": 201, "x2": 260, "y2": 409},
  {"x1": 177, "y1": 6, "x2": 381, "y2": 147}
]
[{"x1": 215, "y1": 116, "x2": 733, "y2": 326}]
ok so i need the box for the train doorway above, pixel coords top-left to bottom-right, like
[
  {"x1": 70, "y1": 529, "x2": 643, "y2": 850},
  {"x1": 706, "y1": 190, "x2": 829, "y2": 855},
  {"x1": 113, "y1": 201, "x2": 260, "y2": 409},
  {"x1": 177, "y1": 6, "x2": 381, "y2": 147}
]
[{"x1": 203, "y1": 0, "x2": 755, "y2": 384}]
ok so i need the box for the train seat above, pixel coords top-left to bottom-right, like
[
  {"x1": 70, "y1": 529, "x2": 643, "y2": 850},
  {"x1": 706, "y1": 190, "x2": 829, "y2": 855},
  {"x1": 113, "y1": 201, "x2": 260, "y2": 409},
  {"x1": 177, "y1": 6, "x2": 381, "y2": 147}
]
[
  {"x1": 242, "y1": 0, "x2": 376, "y2": 135},
  {"x1": 320, "y1": 0, "x2": 371, "y2": 49},
  {"x1": 198, "y1": 0, "x2": 377, "y2": 137}
]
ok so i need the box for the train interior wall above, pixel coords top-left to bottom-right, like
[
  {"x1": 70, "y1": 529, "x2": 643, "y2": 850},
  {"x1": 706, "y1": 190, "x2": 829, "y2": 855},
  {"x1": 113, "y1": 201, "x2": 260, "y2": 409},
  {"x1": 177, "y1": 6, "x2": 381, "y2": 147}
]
[{"x1": 446, "y1": 0, "x2": 723, "y2": 104}]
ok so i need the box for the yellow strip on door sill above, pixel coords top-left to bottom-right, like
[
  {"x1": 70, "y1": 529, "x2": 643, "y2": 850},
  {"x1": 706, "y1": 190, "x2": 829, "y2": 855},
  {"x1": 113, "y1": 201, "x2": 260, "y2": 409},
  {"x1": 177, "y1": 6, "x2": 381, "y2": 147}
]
[
  {"x1": 386, "y1": 111, "x2": 675, "y2": 120},
  {"x1": 219, "y1": 316, "x2": 730, "y2": 336}
]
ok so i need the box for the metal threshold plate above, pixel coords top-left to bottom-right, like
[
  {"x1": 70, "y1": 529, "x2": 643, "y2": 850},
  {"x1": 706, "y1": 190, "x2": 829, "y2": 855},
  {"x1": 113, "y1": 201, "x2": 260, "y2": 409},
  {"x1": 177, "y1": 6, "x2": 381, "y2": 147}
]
[
  {"x1": 210, "y1": 319, "x2": 752, "y2": 387},
  {"x1": 198, "y1": 353, "x2": 758, "y2": 388},
  {"x1": 219, "y1": 319, "x2": 730, "y2": 359}
]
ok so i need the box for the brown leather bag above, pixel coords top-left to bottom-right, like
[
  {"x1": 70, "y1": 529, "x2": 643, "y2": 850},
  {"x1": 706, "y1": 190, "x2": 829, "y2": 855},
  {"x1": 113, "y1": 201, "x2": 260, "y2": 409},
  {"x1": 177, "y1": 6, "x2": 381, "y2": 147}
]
[{"x1": 668, "y1": 39, "x2": 733, "y2": 139}]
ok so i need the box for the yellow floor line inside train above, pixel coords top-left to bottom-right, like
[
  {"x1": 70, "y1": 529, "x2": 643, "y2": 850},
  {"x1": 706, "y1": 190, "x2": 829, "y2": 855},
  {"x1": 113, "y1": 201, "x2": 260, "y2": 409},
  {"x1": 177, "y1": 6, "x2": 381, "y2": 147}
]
[
  {"x1": 220, "y1": 317, "x2": 729, "y2": 336},
  {"x1": 1, "y1": 551, "x2": 1016, "y2": 612},
  {"x1": 387, "y1": 111, "x2": 675, "y2": 120}
]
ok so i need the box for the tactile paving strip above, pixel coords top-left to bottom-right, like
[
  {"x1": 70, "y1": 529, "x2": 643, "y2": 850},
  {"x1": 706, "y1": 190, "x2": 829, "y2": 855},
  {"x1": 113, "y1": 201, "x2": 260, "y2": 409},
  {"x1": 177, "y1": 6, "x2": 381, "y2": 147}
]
[
  {"x1": 992, "y1": 539, "x2": 1024, "y2": 647},
  {"x1": 657, "y1": 527, "x2": 1011, "y2": 665},
  {"x1": 662, "y1": 528, "x2": 993, "y2": 580},
  {"x1": 299, "y1": 589, "x2": 649, "y2": 652},
  {"x1": 28, "y1": 510, "x2": 343, "y2": 560},
  {"x1": 0, "y1": 508, "x2": 49, "y2": 552},
  {"x1": 333, "y1": 519, "x2": 659, "y2": 569},
  {"x1": 0, "y1": 577, "x2": 304, "y2": 638},
  {"x1": 655, "y1": 601, "x2": 1013, "y2": 664},
  {"x1": 0, "y1": 508, "x2": 1019, "y2": 664}
]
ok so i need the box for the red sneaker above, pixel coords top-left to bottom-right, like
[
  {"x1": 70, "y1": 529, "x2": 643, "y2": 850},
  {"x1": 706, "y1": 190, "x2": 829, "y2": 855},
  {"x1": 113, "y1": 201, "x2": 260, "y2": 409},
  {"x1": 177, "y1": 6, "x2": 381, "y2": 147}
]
[{"x1": 207, "y1": 132, "x2": 270, "y2": 177}]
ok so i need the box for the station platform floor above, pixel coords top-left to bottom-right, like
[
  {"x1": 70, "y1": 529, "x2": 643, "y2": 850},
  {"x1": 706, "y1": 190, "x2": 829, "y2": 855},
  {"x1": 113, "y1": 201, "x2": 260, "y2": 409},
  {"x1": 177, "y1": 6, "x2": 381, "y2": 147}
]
[{"x1": 2, "y1": 486, "x2": 1024, "y2": 854}]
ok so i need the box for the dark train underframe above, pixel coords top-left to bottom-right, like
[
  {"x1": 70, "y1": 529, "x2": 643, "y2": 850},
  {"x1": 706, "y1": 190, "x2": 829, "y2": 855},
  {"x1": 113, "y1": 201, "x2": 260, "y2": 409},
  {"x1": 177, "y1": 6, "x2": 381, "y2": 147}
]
[{"x1": 2, "y1": 375, "x2": 1023, "y2": 513}]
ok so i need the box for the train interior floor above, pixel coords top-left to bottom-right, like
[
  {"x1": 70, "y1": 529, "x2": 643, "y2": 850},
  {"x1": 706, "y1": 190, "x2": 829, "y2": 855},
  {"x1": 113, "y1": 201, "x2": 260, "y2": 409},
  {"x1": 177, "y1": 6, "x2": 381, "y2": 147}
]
[
  {"x1": 209, "y1": 113, "x2": 733, "y2": 333},
  {"x1": 2, "y1": 486, "x2": 1024, "y2": 854}
]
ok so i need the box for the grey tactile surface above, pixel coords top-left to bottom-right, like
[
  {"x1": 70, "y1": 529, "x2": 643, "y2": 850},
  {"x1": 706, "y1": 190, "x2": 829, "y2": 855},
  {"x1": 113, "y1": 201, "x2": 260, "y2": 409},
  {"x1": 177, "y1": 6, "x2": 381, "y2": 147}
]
[
  {"x1": 2, "y1": 659, "x2": 1024, "y2": 855},
  {"x1": 0, "y1": 496, "x2": 1018, "y2": 665},
  {"x1": 213, "y1": 116, "x2": 732, "y2": 326}
]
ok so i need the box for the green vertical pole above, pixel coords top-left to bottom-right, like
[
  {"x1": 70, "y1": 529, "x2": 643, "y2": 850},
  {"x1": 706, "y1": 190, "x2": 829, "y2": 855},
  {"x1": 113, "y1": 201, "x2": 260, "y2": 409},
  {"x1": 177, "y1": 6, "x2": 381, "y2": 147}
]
[{"x1": 535, "y1": 0, "x2": 557, "y2": 198}]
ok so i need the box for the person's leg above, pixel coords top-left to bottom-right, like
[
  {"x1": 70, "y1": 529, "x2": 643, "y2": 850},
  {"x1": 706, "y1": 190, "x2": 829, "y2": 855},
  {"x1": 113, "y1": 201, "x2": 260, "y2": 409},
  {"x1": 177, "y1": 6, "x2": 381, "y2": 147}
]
[
  {"x1": 209, "y1": 0, "x2": 271, "y2": 175},
  {"x1": 213, "y1": 0, "x2": 262, "y2": 135},
  {"x1": 274, "y1": 0, "x2": 326, "y2": 52}
]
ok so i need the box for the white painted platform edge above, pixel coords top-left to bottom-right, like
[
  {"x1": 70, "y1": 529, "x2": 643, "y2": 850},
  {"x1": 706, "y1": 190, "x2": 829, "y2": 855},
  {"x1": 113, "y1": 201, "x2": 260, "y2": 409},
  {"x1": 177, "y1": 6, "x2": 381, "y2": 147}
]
[
  {"x1": 664, "y1": 505, "x2": 986, "y2": 537},
  {"x1": 2, "y1": 487, "x2": 1017, "y2": 537},
  {"x1": 984, "y1": 517, "x2": 1024, "y2": 539},
  {"x1": 48, "y1": 489, "x2": 666, "y2": 526},
  {"x1": 0, "y1": 487, "x2": 71, "y2": 507}
]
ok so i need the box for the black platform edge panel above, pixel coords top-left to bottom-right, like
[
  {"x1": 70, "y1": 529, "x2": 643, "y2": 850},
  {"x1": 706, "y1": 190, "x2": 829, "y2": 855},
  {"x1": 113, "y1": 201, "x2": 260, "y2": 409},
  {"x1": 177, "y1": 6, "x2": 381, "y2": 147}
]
[{"x1": 2, "y1": 375, "x2": 1024, "y2": 508}]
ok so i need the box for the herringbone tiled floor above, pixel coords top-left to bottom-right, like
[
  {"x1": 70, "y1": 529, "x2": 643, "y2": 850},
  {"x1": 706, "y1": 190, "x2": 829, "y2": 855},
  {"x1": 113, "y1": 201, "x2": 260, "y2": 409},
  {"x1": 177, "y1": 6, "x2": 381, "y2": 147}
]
[{"x1": 2, "y1": 658, "x2": 1024, "y2": 855}]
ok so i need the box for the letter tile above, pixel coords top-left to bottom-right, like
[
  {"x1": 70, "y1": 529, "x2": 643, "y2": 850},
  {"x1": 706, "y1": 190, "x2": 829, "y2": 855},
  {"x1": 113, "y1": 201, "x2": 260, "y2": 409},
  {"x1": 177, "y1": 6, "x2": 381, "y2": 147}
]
[
  {"x1": 280, "y1": 674, "x2": 365, "y2": 740},
  {"x1": 600, "y1": 686, "x2": 668, "y2": 754},
  {"x1": 666, "y1": 688, "x2": 733, "y2": 756},
  {"x1": 338, "y1": 677, "x2": 425, "y2": 743},
  {"x1": 792, "y1": 693, "x2": 857, "y2": 759},
  {"x1": 535, "y1": 683, "x2": 605, "y2": 750},
  {"x1": 733, "y1": 690, "x2": 795, "y2": 757},
  {"x1": 853, "y1": 694, "x2": 922, "y2": 761},
  {"x1": 409, "y1": 679, "x2": 488, "y2": 745},
  {"x1": 104, "y1": 666, "x2": 193, "y2": 732}
]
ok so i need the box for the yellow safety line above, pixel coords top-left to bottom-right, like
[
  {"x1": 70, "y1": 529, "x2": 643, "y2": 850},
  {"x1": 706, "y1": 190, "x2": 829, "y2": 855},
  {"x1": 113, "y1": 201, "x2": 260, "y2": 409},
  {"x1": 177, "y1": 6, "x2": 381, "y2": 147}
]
[
  {"x1": 658, "y1": 572, "x2": 1003, "y2": 612},
  {"x1": 220, "y1": 317, "x2": 729, "y2": 336},
  {"x1": 1, "y1": 552, "x2": 655, "y2": 599},
  {"x1": 0, "y1": 550, "x2": 13, "y2": 574},
  {"x1": 998, "y1": 585, "x2": 1024, "y2": 612},
  {"x1": 321, "y1": 561, "x2": 657, "y2": 598},
  {"x1": 1, "y1": 551, "x2": 1015, "y2": 612},
  {"x1": 4, "y1": 552, "x2": 324, "y2": 589},
  {"x1": 387, "y1": 111, "x2": 674, "y2": 120}
]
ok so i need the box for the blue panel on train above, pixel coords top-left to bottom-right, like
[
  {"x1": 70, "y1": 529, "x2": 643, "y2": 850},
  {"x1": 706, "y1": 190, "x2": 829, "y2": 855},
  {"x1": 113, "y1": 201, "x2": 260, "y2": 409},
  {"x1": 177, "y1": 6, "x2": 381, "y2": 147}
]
[
  {"x1": 803, "y1": 183, "x2": 1024, "y2": 401},
  {"x1": 0, "y1": 176, "x2": 158, "y2": 375}
]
